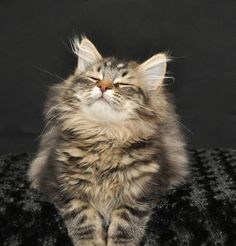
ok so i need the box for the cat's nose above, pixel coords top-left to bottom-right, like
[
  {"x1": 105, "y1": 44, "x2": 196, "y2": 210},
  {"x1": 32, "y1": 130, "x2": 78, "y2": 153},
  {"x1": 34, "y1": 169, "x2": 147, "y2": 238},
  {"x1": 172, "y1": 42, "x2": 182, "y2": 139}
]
[{"x1": 97, "y1": 80, "x2": 113, "y2": 93}]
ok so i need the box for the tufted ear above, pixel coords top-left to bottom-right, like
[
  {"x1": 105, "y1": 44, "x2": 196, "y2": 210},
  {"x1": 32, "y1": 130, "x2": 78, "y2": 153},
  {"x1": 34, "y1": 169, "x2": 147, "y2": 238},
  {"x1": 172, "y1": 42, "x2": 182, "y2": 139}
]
[
  {"x1": 136, "y1": 53, "x2": 169, "y2": 90},
  {"x1": 72, "y1": 36, "x2": 102, "y2": 73}
]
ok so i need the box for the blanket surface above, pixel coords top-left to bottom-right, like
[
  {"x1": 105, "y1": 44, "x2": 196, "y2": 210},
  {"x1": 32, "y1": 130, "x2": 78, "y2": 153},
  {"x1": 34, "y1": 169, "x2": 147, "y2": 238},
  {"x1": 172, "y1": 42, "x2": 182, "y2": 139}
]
[{"x1": 0, "y1": 149, "x2": 236, "y2": 246}]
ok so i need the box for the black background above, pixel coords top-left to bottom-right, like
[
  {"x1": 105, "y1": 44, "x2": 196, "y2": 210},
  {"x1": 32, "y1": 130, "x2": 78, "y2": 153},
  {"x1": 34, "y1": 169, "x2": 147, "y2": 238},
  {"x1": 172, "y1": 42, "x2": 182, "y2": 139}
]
[{"x1": 0, "y1": 0, "x2": 235, "y2": 154}]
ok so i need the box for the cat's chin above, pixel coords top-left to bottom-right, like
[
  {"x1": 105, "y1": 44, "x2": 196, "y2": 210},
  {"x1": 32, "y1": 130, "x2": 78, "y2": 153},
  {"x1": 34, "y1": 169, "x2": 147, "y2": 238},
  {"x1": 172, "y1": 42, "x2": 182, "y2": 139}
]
[
  {"x1": 81, "y1": 99, "x2": 130, "y2": 123},
  {"x1": 95, "y1": 97, "x2": 112, "y2": 106}
]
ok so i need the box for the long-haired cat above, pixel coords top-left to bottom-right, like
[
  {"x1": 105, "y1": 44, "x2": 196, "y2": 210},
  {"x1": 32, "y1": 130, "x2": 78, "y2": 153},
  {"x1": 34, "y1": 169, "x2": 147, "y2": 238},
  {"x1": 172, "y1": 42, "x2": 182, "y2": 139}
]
[{"x1": 28, "y1": 36, "x2": 189, "y2": 246}]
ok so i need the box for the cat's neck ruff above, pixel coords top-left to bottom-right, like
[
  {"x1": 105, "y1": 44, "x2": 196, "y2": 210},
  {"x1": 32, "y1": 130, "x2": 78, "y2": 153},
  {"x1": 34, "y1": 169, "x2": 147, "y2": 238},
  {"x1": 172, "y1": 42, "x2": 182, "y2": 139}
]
[{"x1": 59, "y1": 109, "x2": 158, "y2": 145}]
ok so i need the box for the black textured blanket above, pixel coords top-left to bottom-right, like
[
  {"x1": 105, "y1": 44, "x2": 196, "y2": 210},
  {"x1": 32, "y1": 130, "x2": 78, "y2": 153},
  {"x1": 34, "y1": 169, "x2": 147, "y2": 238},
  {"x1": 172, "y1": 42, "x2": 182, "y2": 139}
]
[{"x1": 0, "y1": 149, "x2": 236, "y2": 246}]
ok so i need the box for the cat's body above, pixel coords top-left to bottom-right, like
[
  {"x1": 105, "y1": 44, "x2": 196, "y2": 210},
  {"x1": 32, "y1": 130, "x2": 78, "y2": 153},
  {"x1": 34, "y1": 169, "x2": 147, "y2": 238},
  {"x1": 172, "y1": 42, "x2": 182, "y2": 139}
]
[{"x1": 28, "y1": 37, "x2": 189, "y2": 246}]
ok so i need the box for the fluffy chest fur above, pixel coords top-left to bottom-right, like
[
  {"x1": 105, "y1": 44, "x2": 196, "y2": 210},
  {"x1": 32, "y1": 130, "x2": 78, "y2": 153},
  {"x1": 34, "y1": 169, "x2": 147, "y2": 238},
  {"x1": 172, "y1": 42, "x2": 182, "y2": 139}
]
[{"x1": 54, "y1": 133, "x2": 159, "y2": 218}]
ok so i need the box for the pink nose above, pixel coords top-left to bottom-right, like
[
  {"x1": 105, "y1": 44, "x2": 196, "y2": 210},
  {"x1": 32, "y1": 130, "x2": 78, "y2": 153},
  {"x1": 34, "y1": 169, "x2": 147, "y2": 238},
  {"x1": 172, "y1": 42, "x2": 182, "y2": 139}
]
[{"x1": 97, "y1": 80, "x2": 113, "y2": 92}]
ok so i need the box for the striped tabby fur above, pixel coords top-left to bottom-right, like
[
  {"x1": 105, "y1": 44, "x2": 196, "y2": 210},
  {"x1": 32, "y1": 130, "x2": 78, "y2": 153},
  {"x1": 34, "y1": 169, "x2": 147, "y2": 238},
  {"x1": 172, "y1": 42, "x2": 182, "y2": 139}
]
[{"x1": 28, "y1": 36, "x2": 189, "y2": 246}]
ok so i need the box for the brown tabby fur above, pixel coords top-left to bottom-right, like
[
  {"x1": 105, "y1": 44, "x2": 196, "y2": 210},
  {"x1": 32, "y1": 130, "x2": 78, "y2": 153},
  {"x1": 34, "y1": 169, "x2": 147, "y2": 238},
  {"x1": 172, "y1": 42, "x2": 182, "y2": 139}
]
[{"x1": 28, "y1": 37, "x2": 189, "y2": 246}]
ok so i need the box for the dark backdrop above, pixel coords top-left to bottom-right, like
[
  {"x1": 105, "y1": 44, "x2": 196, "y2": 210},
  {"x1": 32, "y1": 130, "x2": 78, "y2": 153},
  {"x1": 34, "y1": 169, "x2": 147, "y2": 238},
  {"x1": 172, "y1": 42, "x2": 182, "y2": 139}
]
[{"x1": 0, "y1": 0, "x2": 235, "y2": 154}]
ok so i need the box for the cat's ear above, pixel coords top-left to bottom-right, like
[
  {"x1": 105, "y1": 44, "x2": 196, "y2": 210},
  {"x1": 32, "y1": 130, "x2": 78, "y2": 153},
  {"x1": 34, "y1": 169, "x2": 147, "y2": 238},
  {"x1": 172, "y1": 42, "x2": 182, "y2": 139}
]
[
  {"x1": 136, "y1": 53, "x2": 169, "y2": 90},
  {"x1": 72, "y1": 36, "x2": 102, "y2": 73}
]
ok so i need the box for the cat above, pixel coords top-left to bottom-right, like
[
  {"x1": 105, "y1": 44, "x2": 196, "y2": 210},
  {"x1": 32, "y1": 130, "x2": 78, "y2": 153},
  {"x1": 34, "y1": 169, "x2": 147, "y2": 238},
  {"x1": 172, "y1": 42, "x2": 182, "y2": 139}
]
[{"x1": 28, "y1": 36, "x2": 189, "y2": 246}]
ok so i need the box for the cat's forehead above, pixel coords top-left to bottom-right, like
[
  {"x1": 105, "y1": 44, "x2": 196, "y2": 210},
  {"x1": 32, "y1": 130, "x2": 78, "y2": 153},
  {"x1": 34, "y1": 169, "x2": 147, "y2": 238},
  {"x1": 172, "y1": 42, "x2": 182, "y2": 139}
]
[
  {"x1": 89, "y1": 58, "x2": 138, "y2": 80},
  {"x1": 98, "y1": 58, "x2": 129, "y2": 72}
]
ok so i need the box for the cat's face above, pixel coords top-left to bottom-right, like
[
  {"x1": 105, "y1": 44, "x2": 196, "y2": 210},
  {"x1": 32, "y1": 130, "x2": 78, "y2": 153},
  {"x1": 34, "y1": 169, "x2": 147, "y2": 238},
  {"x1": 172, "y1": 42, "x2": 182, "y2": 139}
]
[
  {"x1": 71, "y1": 59, "x2": 146, "y2": 122},
  {"x1": 66, "y1": 37, "x2": 168, "y2": 123}
]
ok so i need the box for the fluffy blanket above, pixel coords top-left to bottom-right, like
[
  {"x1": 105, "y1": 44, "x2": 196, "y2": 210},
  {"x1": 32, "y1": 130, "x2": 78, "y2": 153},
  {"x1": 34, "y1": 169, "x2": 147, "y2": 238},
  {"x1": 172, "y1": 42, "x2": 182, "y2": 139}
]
[{"x1": 0, "y1": 149, "x2": 236, "y2": 245}]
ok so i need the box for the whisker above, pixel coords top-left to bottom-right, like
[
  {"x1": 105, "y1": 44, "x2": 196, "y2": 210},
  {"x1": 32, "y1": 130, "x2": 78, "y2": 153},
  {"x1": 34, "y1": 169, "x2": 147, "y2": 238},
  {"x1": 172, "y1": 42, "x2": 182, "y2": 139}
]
[
  {"x1": 34, "y1": 111, "x2": 68, "y2": 142},
  {"x1": 54, "y1": 86, "x2": 76, "y2": 92},
  {"x1": 46, "y1": 99, "x2": 73, "y2": 116},
  {"x1": 139, "y1": 105, "x2": 156, "y2": 113},
  {"x1": 83, "y1": 95, "x2": 92, "y2": 101},
  {"x1": 61, "y1": 38, "x2": 74, "y2": 54},
  {"x1": 173, "y1": 118, "x2": 194, "y2": 135},
  {"x1": 33, "y1": 65, "x2": 65, "y2": 81}
]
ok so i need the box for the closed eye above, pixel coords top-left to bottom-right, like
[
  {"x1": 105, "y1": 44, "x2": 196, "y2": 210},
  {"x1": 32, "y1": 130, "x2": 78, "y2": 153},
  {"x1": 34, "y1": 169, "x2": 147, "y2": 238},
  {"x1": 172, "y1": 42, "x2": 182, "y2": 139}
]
[
  {"x1": 87, "y1": 76, "x2": 100, "y2": 82},
  {"x1": 114, "y1": 82, "x2": 136, "y2": 88}
]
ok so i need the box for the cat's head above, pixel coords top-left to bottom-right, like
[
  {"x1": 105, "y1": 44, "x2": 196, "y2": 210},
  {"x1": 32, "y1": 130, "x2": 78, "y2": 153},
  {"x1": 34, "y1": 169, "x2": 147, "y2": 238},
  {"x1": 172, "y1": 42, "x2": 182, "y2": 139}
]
[{"x1": 57, "y1": 37, "x2": 169, "y2": 124}]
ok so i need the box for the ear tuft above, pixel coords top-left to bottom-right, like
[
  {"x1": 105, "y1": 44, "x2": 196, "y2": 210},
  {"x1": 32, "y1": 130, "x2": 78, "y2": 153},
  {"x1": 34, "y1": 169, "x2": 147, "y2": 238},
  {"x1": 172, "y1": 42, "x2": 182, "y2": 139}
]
[
  {"x1": 72, "y1": 36, "x2": 102, "y2": 73},
  {"x1": 137, "y1": 53, "x2": 170, "y2": 90}
]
